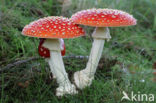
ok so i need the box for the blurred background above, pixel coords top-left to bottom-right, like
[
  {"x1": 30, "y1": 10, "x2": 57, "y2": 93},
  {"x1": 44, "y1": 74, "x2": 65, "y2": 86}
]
[{"x1": 0, "y1": 0, "x2": 156, "y2": 102}]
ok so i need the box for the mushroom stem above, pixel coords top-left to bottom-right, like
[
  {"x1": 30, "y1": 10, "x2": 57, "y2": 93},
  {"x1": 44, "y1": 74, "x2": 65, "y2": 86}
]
[
  {"x1": 43, "y1": 39, "x2": 77, "y2": 96},
  {"x1": 74, "y1": 27, "x2": 111, "y2": 89},
  {"x1": 85, "y1": 39, "x2": 105, "y2": 77},
  {"x1": 85, "y1": 27, "x2": 111, "y2": 76}
]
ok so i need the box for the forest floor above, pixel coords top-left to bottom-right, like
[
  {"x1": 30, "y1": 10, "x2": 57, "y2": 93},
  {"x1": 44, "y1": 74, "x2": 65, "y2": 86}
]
[{"x1": 0, "y1": 0, "x2": 156, "y2": 103}]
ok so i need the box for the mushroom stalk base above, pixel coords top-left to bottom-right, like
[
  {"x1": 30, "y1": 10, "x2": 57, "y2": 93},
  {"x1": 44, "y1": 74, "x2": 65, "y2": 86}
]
[
  {"x1": 74, "y1": 27, "x2": 111, "y2": 89},
  {"x1": 43, "y1": 39, "x2": 77, "y2": 96}
]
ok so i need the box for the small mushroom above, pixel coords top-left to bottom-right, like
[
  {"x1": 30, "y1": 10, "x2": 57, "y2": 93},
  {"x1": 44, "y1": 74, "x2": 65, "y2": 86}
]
[
  {"x1": 71, "y1": 8, "x2": 137, "y2": 89},
  {"x1": 22, "y1": 16, "x2": 85, "y2": 96},
  {"x1": 38, "y1": 38, "x2": 65, "y2": 58}
]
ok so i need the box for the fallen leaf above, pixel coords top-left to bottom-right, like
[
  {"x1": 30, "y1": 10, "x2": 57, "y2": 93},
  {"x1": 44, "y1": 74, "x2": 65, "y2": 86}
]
[
  {"x1": 153, "y1": 62, "x2": 156, "y2": 69},
  {"x1": 18, "y1": 81, "x2": 30, "y2": 88}
]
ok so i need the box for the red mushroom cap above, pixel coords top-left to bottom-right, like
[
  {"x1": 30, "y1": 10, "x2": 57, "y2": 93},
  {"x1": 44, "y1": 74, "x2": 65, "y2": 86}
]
[
  {"x1": 71, "y1": 8, "x2": 137, "y2": 27},
  {"x1": 22, "y1": 16, "x2": 85, "y2": 38},
  {"x1": 38, "y1": 38, "x2": 66, "y2": 58},
  {"x1": 38, "y1": 38, "x2": 50, "y2": 58}
]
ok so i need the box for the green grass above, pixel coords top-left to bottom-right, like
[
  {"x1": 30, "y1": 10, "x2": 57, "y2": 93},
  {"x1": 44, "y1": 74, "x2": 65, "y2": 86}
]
[{"x1": 0, "y1": 0, "x2": 156, "y2": 103}]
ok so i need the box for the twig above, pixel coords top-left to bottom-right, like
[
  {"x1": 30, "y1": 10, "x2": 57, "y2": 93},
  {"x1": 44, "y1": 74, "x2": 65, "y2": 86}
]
[
  {"x1": 0, "y1": 55, "x2": 89, "y2": 72},
  {"x1": 63, "y1": 55, "x2": 88, "y2": 59},
  {"x1": 0, "y1": 57, "x2": 39, "y2": 72}
]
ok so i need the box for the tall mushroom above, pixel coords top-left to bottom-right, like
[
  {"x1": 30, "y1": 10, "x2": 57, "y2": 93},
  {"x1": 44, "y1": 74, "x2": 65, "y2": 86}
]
[
  {"x1": 22, "y1": 16, "x2": 85, "y2": 96},
  {"x1": 71, "y1": 8, "x2": 137, "y2": 89},
  {"x1": 38, "y1": 38, "x2": 65, "y2": 79}
]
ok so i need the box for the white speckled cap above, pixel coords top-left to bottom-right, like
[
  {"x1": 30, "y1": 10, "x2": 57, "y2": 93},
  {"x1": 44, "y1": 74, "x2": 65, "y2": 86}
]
[
  {"x1": 22, "y1": 16, "x2": 85, "y2": 38},
  {"x1": 71, "y1": 8, "x2": 137, "y2": 27}
]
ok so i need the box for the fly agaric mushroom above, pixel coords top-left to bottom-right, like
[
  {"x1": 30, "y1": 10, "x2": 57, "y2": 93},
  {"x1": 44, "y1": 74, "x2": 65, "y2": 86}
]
[
  {"x1": 22, "y1": 16, "x2": 85, "y2": 96},
  {"x1": 38, "y1": 38, "x2": 65, "y2": 58},
  {"x1": 38, "y1": 38, "x2": 65, "y2": 79},
  {"x1": 71, "y1": 8, "x2": 137, "y2": 89}
]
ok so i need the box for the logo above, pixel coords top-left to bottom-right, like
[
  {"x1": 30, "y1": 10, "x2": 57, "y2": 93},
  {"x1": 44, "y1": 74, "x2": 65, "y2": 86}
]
[{"x1": 121, "y1": 91, "x2": 155, "y2": 102}]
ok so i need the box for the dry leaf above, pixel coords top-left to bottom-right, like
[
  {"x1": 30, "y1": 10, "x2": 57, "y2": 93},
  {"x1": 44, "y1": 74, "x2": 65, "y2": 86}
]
[{"x1": 153, "y1": 62, "x2": 156, "y2": 69}]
